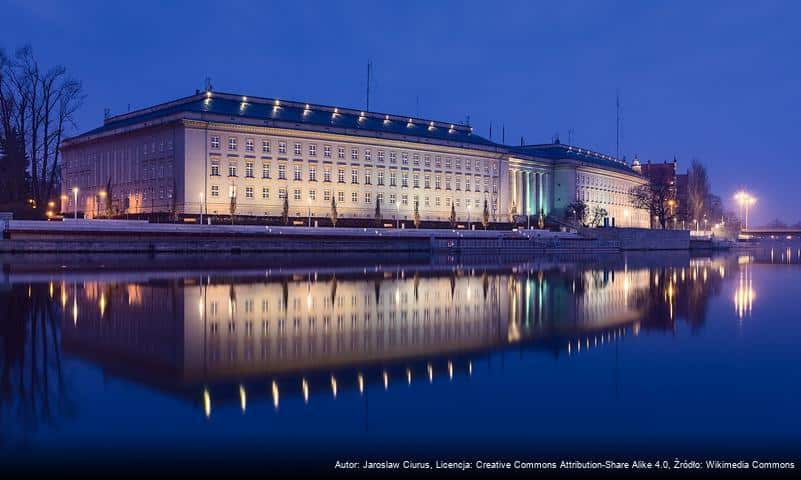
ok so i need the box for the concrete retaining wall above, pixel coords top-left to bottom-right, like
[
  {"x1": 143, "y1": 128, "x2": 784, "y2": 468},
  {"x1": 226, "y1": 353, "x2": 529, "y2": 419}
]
[{"x1": 583, "y1": 227, "x2": 689, "y2": 250}]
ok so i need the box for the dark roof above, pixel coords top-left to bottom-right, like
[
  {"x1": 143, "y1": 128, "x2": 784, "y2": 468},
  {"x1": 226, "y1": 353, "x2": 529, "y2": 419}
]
[
  {"x1": 509, "y1": 143, "x2": 637, "y2": 174},
  {"x1": 69, "y1": 91, "x2": 499, "y2": 149}
]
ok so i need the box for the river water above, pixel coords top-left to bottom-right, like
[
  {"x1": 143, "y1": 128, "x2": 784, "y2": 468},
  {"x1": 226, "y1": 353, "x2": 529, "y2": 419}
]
[{"x1": 1, "y1": 246, "x2": 799, "y2": 469}]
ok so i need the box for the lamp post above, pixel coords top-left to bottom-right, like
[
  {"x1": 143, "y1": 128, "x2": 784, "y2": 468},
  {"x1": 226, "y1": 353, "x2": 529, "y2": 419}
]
[
  {"x1": 467, "y1": 205, "x2": 471, "y2": 230},
  {"x1": 745, "y1": 195, "x2": 755, "y2": 230},
  {"x1": 395, "y1": 201, "x2": 400, "y2": 229},
  {"x1": 307, "y1": 197, "x2": 312, "y2": 228},
  {"x1": 72, "y1": 187, "x2": 79, "y2": 220},
  {"x1": 199, "y1": 192, "x2": 204, "y2": 225},
  {"x1": 667, "y1": 199, "x2": 676, "y2": 230},
  {"x1": 97, "y1": 190, "x2": 106, "y2": 219},
  {"x1": 734, "y1": 191, "x2": 756, "y2": 231}
]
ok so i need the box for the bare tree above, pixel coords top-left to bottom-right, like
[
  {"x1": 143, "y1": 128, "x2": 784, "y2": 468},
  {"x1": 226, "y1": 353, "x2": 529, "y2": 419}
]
[
  {"x1": 0, "y1": 45, "x2": 85, "y2": 210},
  {"x1": 687, "y1": 159, "x2": 710, "y2": 224},
  {"x1": 630, "y1": 181, "x2": 675, "y2": 229},
  {"x1": 330, "y1": 197, "x2": 338, "y2": 227}
]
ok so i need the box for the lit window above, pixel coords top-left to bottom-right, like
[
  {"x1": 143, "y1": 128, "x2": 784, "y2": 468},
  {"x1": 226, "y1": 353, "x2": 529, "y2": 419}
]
[
  {"x1": 338, "y1": 191, "x2": 345, "y2": 202},
  {"x1": 278, "y1": 164, "x2": 287, "y2": 180},
  {"x1": 262, "y1": 140, "x2": 271, "y2": 153},
  {"x1": 228, "y1": 137, "x2": 237, "y2": 150},
  {"x1": 338, "y1": 168, "x2": 345, "y2": 183},
  {"x1": 401, "y1": 172, "x2": 409, "y2": 188},
  {"x1": 324, "y1": 145, "x2": 331, "y2": 158},
  {"x1": 364, "y1": 149, "x2": 371, "y2": 162},
  {"x1": 210, "y1": 162, "x2": 220, "y2": 176},
  {"x1": 294, "y1": 165, "x2": 302, "y2": 181},
  {"x1": 377, "y1": 170, "x2": 384, "y2": 186},
  {"x1": 337, "y1": 146, "x2": 345, "y2": 159},
  {"x1": 324, "y1": 167, "x2": 331, "y2": 182},
  {"x1": 413, "y1": 154, "x2": 420, "y2": 166},
  {"x1": 309, "y1": 166, "x2": 317, "y2": 182},
  {"x1": 228, "y1": 163, "x2": 237, "y2": 177},
  {"x1": 413, "y1": 173, "x2": 420, "y2": 188},
  {"x1": 324, "y1": 190, "x2": 331, "y2": 201},
  {"x1": 279, "y1": 142, "x2": 287, "y2": 154},
  {"x1": 262, "y1": 163, "x2": 270, "y2": 179},
  {"x1": 424, "y1": 175, "x2": 430, "y2": 189},
  {"x1": 309, "y1": 144, "x2": 316, "y2": 156},
  {"x1": 294, "y1": 143, "x2": 302, "y2": 156},
  {"x1": 364, "y1": 169, "x2": 372, "y2": 185},
  {"x1": 364, "y1": 192, "x2": 371, "y2": 203},
  {"x1": 245, "y1": 162, "x2": 254, "y2": 178},
  {"x1": 389, "y1": 152, "x2": 397, "y2": 164},
  {"x1": 351, "y1": 148, "x2": 358, "y2": 160},
  {"x1": 378, "y1": 151, "x2": 385, "y2": 162},
  {"x1": 351, "y1": 168, "x2": 359, "y2": 184},
  {"x1": 389, "y1": 171, "x2": 396, "y2": 187},
  {"x1": 211, "y1": 136, "x2": 220, "y2": 149},
  {"x1": 309, "y1": 190, "x2": 316, "y2": 200},
  {"x1": 245, "y1": 139, "x2": 254, "y2": 152},
  {"x1": 245, "y1": 187, "x2": 254, "y2": 199},
  {"x1": 401, "y1": 152, "x2": 408, "y2": 165},
  {"x1": 351, "y1": 192, "x2": 358, "y2": 203}
]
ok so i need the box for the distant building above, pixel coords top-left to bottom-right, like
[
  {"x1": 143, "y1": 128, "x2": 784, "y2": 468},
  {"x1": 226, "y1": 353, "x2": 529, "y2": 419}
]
[
  {"x1": 632, "y1": 157, "x2": 678, "y2": 228},
  {"x1": 60, "y1": 90, "x2": 650, "y2": 228}
]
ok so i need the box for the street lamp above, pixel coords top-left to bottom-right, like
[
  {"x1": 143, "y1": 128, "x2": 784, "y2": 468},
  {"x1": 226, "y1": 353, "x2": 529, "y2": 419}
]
[
  {"x1": 199, "y1": 192, "x2": 204, "y2": 225},
  {"x1": 307, "y1": 197, "x2": 312, "y2": 227},
  {"x1": 734, "y1": 191, "x2": 756, "y2": 230},
  {"x1": 395, "y1": 201, "x2": 400, "y2": 229},
  {"x1": 467, "y1": 205, "x2": 471, "y2": 230},
  {"x1": 72, "y1": 187, "x2": 79, "y2": 220}
]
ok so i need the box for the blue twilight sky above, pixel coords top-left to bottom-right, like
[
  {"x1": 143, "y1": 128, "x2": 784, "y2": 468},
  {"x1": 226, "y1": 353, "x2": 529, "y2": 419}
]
[{"x1": 3, "y1": 0, "x2": 800, "y2": 224}]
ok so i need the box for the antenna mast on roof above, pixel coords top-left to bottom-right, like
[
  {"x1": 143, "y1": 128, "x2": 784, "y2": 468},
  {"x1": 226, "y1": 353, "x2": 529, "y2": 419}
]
[
  {"x1": 204, "y1": 77, "x2": 213, "y2": 92},
  {"x1": 616, "y1": 89, "x2": 621, "y2": 160},
  {"x1": 366, "y1": 61, "x2": 372, "y2": 112}
]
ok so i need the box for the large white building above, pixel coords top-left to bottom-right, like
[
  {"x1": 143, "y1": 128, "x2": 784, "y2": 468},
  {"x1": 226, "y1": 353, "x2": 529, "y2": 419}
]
[{"x1": 60, "y1": 90, "x2": 649, "y2": 228}]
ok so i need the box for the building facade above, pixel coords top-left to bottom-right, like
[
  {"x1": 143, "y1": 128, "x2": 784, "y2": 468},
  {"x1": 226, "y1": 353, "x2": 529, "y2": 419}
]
[{"x1": 60, "y1": 90, "x2": 649, "y2": 228}]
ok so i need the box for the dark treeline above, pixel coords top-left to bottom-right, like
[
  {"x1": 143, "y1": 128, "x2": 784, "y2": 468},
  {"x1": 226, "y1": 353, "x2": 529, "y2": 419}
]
[{"x1": 0, "y1": 45, "x2": 84, "y2": 214}]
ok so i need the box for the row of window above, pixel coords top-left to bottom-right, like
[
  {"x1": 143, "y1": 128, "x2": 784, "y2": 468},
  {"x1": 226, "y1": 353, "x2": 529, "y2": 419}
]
[
  {"x1": 209, "y1": 135, "x2": 497, "y2": 173},
  {"x1": 210, "y1": 162, "x2": 496, "y2": 192},
  {"x1": 209, "y1": 184, "x2": 489, "y2": 209}
]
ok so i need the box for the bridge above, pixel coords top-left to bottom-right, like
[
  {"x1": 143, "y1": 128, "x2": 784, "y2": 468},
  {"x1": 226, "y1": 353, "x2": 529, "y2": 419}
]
[{"x1": 743, "y1": 227, "x2": 801, "y2": 239}]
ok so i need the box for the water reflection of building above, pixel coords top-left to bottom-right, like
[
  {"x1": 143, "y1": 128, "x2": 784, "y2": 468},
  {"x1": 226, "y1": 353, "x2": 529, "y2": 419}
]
[
  {"x1": 1, "y1": 254, "x2": 737, "y2": 421},
  {"x1": 52, "y1": 263, "x2": 658, "y2": 401}
]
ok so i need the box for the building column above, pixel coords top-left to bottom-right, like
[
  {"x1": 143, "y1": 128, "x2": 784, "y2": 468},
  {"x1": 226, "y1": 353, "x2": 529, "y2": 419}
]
[
  {"x1": 541, "y1": 173, "x2": 548, "y2": 215},
  {"x1": 534, "y1": 172, "x2": 541, "y2": 215},
  {"x1": 522, "y1": 171, "x2": 529, "y2": 216}
]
